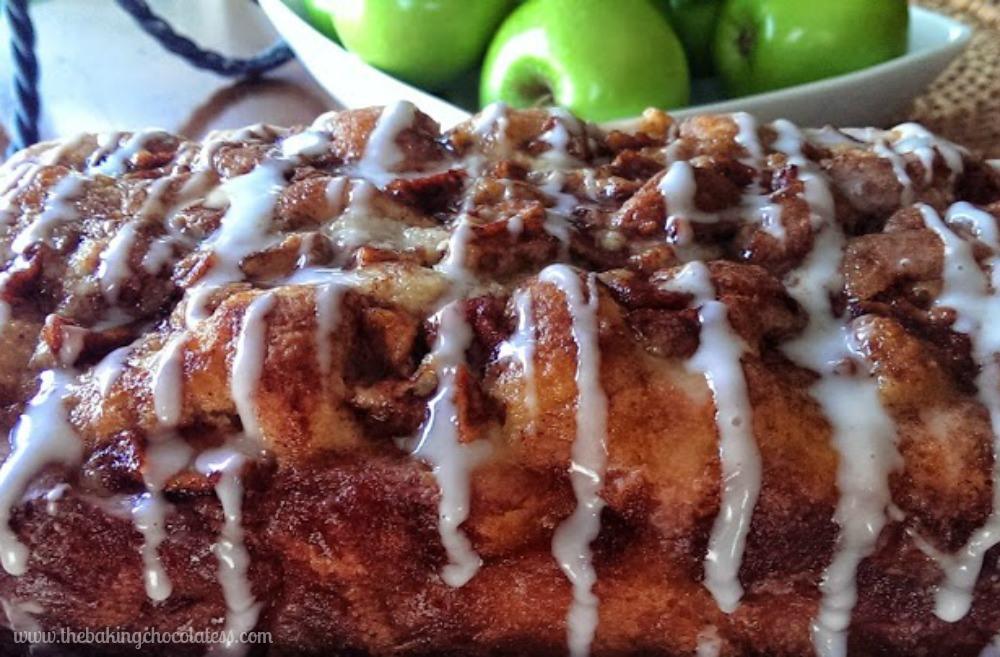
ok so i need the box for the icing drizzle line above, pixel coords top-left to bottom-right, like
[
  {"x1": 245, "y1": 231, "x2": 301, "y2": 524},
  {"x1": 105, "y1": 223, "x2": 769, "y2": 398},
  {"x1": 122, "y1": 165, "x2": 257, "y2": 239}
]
[
  {"x1": 132, "y1": 436, "x2": 193, "y2": 601},
  {"x1": 763, "y1": 118, "x2": 905, "y2": 657},
  {"x1": 231, "y1": 292, "x2": 277, "y2": 441},
  {"x1": 917, "y1": 203, "x2": 1000, "y2": 623},
  {"x1": 0, "y1": 371, "x2": 83, "y2": 575},
  {"x1": 781, "y1": 202, "x2": 900, "y2": 657},
  {"x1": 661, "y1": 261, "x2": 760, "y2": 613},
  {"x1": 411, "y1": 303, "x2": 491, "y2": 587},
  {"x1": 497, "y1": 290, "x2": 538, "y2": 422},
  {"x1": 195, "y1": 441, "x2": 263, "y2": 656},
  {"x1": 542, "y1": 265, "x2": 609, "y2": 657}
]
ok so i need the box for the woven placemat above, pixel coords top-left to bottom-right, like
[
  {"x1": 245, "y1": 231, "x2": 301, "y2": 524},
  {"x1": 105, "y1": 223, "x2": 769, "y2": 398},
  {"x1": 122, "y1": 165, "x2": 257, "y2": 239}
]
[{"x1": 910, "y1": 0, "x2": 1000, "y2": 157}]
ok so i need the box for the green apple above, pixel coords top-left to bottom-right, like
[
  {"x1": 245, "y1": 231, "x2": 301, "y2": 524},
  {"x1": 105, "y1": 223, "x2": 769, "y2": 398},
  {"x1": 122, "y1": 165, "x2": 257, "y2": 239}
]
[
  {"x1": 657, "y1": 0, "x2": 723, "y2": 78},
  {"x1": 480, "y1": 0, "x2": 690, "y2": 122},
  {"x1": 302, "y1": 0, "x2": 340, "y2": 43},
  {"x1": 326, "y1": 0, "x2": 515, "y2": 89},
  {"x1": 714, "y1": 0, "x2": 909, "y2": 97}
]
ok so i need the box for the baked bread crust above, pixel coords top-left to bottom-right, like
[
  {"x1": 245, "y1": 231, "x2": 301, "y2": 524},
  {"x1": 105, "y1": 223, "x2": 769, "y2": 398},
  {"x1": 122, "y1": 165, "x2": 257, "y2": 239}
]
[{"x1": 0, "y1": 104, "x2": 998, "y2": 656}]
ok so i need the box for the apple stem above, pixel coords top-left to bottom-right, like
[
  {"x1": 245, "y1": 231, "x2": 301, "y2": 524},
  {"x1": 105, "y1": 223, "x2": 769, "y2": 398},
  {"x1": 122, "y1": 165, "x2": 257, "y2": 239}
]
[
  {"x1": 520, "y1": 78, "x2": 555, "y2": 109},
  {"x1": 531, "y1": 91, "x2": 555, "y2": 108}
]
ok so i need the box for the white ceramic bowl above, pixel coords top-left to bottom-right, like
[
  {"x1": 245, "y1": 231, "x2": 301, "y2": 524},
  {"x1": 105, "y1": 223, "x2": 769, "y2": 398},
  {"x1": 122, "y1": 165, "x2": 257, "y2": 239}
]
[{"x1": 259, "y1": 0, "x2": 972, "y2": 129}]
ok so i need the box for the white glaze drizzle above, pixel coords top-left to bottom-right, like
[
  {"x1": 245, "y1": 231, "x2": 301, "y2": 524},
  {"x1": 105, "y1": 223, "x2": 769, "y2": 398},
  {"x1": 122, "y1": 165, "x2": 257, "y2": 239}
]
[
  {"x1": 0, "y1": 371, "x2": 83, "y2": 575},
  {"x1": 56, "y1": 324, "x2": 87, "y2": 367},
  {"x1": 661, "y1": 261, "x2": 760, "y2": 613},
  {"x1": 98, "y1": 176, "x2": 176, "y2": 304},
  {"x1": 151, "y1": 333, "x2": 187, "y2": 428},
  {"x1": 770, "y1": 120, "x2": 837, "y2": 222},
  {"x1": 471, "y1": 102, "x2": 509, "y2": 142},
  {"x1": 195, "y1": 440, "x2": 264, "y2": 656},
  {"x1": 139, "y1": 175, "x2": 175, "y2": 220},
  {"x1": 142, "y1": 237, "x2": 176, "y2": 275},
  {"x1": 324, "y1": 175, "x2": 348, "y2": 216},
  {"x1": 314, "y1": 283, "x2": 348, "y2": 377},
  {"x1": 658, "y1": 163, "x2": 707, "y2": 259},
  {"x1": 184, "y1": 160, "x2": 288, "y2": 327},
  {"x1": 283, "y1": 267, "x2": 362, "y2": 288},
  {"x1": 659, "y1": 161, "x2": 704, "y2": 225},
  {"x1": 94, "y1": 346, "x2": 130, "y2": 397},
  {"x1": 323, "y1": 178, "x2": 444, "y2": 266},
  {"x1": 696, "y1": 625, "x2": 722, "y2": 657},
  {"x1": 0, "y1": 597, "x2": 43, "y2": 634},
  {"x1": 11, "y1": 173, "x2": 84, "y2": 254},
  {"x1": 273, "y1": 260, "x2": 358, "y2": 461},
  {"x1": 136, "y1": 134, "x2": 299, "y2": 621},
  {"x1": 783, "y1": 225, "x2": 900, "y2": 657},
  {"x1": 231, "y1": 293, "x2": 276, "y2": 441},
  {"x1": 772, "y1": 119, "x2": 805, "y2": 157},
  {"x1": 507, "y1": 210, "x2": 525, "y2": 237},
  {"x1": 97, "y1": 221, "x2": 138, "y2": 304},
  {"x1": 356, "y1": 100, "x2": 417, "y2": 186},
  {"x1": 437, "y1": 211, "x2": 475, "y2": 288},
  {"x1": 39, "y1": 133, "x2": 88, "y2": 166},
  {"x1": 132, "y1": 436, "x2": 193, "y2": 601},
  {"x1": 658, "y1": 160, "x2": 785, "y2": 248},
  {"x1": 917, "y1": 203, "x2": 1000, "y2": 622},
  {"x1": 91, "y1": 307, "x2": 133, "y2": 332},
  {"x1": 846, "y1": 124, "x2": 965, "y2": 207},
  {"x1": 580, "y1": 169, "x2": 600, "y2": 202},
  {"x1": 496, "y1": 290, "x2": 538, "y2": 421},
  {"x1": 87, "y1": 132, "x2": 123, "y2": 169},
  {"x1": 538, "y1": 171, "x2": 575, "y2": 257},
  {"x1": 766, "y1": 118, "x2": 904, "y2": 655},
  {"x1": 733, "y1": 113, "x2": 788, "y2": 239},
  {"x1": 874, "y1": 139, "x2": 915, "y2": 206},
  {"x1": 411, "y1": 153, "x2": 496, "y2": 588},
  {"x1": 945, "y1": 201, "x2": 1000, "y2": 248},
  {"x1": 280, "y1": 130, "x2": 330, "y2": 159},
  {"x1": 411, "y1": 302, "x2": 491, "y2": 587},
  {"x1": 0, "y1": 162, "x2": 38, "y2": 226},
  {"x1": 541, "y1": 265, "x2": 608, "y2": 657},
  {"x1": 44, "y1": 482, "x2": 69, "y2": 515},
  {"x1": 754, "y1": 197, "x2": 785, "y2": 241},
  {"x1": 195, "y1": 124, "x2": 277, "y2": 172},
  {"x1": 90, "y1": 130, "x2": 169, "y2": 177},
  {"x1": 541, "y1": 171, "x2": 579, "y2": 218},
  {"x1": 892, "y1": 123, "x2": 965, "y2": 184},
  {"x1": 732, "y1": 112, "x2": 764, "y2": 166},
  {"x1": 540, "y1": 108, "x2": 581, "y2": 167}
]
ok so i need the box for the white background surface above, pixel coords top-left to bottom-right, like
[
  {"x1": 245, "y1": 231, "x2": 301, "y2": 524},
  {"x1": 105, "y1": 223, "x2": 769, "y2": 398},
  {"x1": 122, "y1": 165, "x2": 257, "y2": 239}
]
[{"x1": 0, "y1": 0, "x2": 338, "y2": 142}]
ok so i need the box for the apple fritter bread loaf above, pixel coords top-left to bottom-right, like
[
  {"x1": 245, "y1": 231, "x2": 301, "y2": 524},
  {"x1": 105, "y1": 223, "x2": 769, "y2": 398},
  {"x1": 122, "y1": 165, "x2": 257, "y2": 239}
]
[{"x1": 0, "y1": 102, "x2": 999, "y2": 657}]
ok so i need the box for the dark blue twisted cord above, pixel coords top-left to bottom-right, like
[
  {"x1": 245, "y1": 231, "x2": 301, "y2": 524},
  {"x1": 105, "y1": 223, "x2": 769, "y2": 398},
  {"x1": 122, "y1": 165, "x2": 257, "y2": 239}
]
[
  {"x1": 4, "y1": 0, "x2": 294, "y2": 157},
  {"x1": 115, "y1": 0, "x2": 293, "y2": 78},
  {"x1": 4, "y1": 0, "x2": 40, "y2": 158}
]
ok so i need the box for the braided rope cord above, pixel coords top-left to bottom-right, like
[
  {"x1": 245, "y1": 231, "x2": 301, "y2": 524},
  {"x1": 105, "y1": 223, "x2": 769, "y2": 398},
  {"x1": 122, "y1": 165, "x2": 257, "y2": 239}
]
[
  {"x1": 4, "y1": 0, "x2": 40, "y2": 158},
  {"x1": 115, "y1": 0, "x2": 293, "y2": 78},
  {"x1": 4, "y1": 0, "x2": 294, "y2": 157}
]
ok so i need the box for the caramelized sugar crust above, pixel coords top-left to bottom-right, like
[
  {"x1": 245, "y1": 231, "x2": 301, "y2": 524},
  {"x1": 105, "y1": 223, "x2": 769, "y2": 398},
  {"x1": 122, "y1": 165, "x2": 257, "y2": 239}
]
[{"x1": 0, "y1": 105, "x2": 998, "y2": 656}]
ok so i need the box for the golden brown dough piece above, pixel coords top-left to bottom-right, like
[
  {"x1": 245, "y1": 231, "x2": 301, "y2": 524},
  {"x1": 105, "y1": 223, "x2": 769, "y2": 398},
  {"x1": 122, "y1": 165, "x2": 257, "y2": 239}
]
[{"x1": 0, "y1": 103, "x2": 997, "y2": 657}]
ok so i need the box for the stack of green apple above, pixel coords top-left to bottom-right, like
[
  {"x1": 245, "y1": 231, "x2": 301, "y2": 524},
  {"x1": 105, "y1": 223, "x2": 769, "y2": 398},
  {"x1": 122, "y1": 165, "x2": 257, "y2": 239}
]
[{"x1": 304, "y1": 0, "x2": 909, "y2": 122}]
